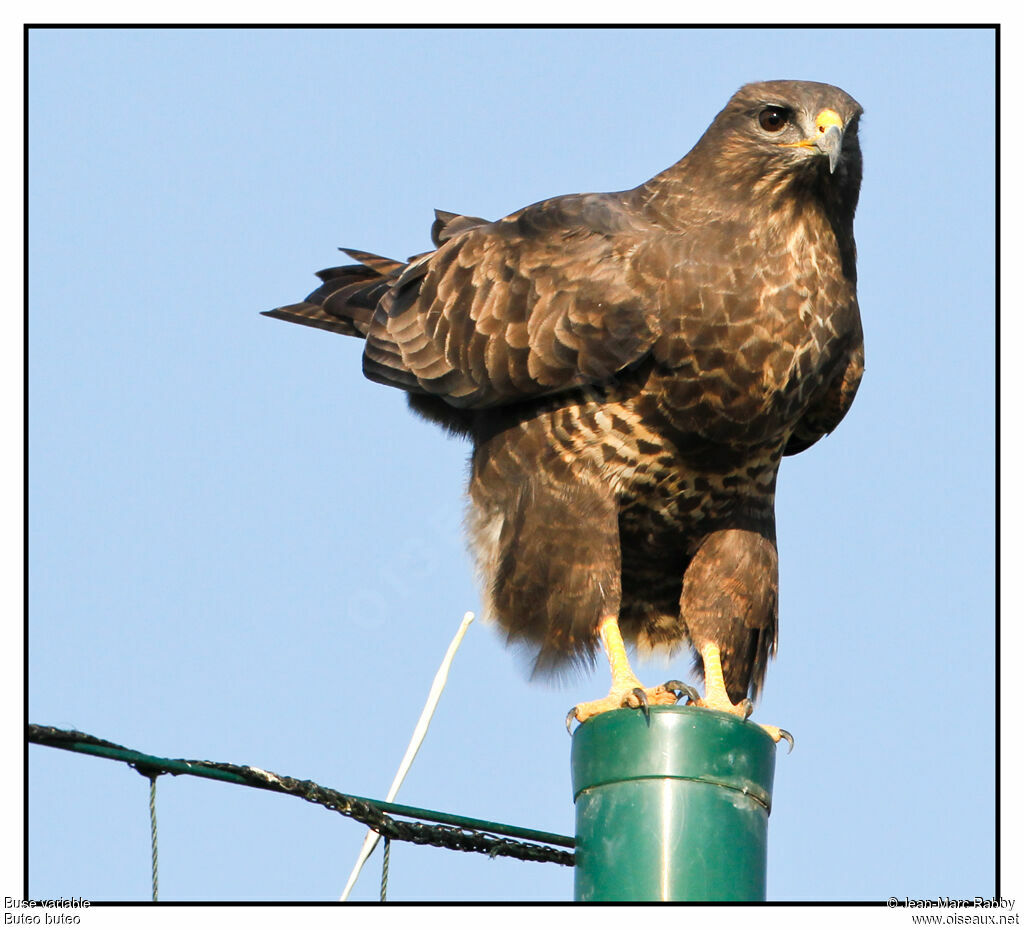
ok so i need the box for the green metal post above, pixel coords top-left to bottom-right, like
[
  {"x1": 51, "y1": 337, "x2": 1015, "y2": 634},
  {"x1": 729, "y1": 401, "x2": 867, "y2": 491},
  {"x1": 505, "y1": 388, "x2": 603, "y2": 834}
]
[{"x1": 571, "y1": 704, "x2": 777, "y2": 901}]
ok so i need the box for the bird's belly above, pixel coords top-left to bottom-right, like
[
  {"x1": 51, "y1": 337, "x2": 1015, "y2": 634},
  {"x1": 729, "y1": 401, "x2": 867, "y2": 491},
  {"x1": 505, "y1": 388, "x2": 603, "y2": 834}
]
[{"x1": 538, "y1": 389, "x2": 782, "y2": 520}]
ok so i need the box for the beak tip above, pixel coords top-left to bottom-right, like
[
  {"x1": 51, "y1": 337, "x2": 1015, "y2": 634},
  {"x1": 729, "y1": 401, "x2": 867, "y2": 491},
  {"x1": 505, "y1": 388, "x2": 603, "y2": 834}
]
[{"x1": 817, "y1": 124, "x2": 844, "y2": 174}]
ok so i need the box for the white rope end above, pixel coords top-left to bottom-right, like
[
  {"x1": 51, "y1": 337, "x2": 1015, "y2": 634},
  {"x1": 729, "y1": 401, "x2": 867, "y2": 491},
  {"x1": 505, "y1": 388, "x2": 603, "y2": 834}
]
[{"x1": 338, "y1": 610, "x2": 475, "y2": 901}]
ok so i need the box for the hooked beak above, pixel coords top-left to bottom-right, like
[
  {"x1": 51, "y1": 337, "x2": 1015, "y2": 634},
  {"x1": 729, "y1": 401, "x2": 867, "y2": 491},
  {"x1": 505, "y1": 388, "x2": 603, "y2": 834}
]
[
  {"x1": 812, "y1": 108, "x2": 845, "y2": 173},
  {"x1": 814, "y1": 110, "x2": 844, "y2": 173},
  {"x1": 783, "y1": 107, "x2": 846, "y2": 173}
]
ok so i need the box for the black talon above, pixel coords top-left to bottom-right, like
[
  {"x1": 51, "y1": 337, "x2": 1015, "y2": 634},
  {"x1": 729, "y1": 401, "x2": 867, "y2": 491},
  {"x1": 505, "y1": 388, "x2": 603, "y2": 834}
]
[
  {"x1": 630, "y1": 687, "x2": 650, "y2": 722},
  {"x1": 738, "y1": 698, "x2": 755, "y2": 720},
  {"x1": 779, "y1": 729, "x2": 795, "y2": 754},
  {"x1": 565, "y1": 707, "x2": 579, "y2": 735},
  {"x1": 662, "y1": 680, "x2": 701, "y2": 704}
]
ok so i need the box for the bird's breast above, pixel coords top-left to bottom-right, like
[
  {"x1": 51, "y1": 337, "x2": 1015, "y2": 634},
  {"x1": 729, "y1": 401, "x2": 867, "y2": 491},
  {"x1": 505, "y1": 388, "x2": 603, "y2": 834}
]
[{"x1": 651, "y1": 240, "x2": 857, "y2": 448}]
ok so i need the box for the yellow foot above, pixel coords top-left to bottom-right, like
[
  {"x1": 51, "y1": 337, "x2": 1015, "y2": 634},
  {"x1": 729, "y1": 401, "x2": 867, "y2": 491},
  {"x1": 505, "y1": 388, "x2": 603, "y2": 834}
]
[
  {"x1": 694, "y1": 643, "x2": 793, "y2": 751},
  {"x1": 759, "y1": 724, "x2": 794, "y2": 750},
  {"x1": 691, "y1": 691, "x2": 794, "y2": 751},
  {"x1": 566, "y1": 679, "x2": 698, "y2": 733}
]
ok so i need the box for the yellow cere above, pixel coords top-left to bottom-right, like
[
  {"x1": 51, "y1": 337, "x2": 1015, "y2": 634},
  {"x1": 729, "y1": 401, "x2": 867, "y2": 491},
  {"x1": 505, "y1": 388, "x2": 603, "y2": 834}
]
[
  {"x1": 782, "y1": 109, "x2": 844, "y2": 150},
  {"x1": 815, "y1": 108, "x2": 844, "y2": 132}
]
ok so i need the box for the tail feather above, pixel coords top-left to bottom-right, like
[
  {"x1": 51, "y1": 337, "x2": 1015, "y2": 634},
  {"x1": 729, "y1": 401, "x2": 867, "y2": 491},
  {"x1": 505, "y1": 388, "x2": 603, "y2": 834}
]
[
  {"x1": 337, "y1": 248, "x2": 405, "y2": 276},
  {"x1": 266, "y1": 209, "x2": 493, "y2": 341},
  {"x1": 262, "y1": 301, "x2": 367, "y2": 337},
  {"x1": 266, "y1": 207, "x2": 494, "y2": 361},
  {"x1": 264, "y1": 250, "x2": 403, "y2": 339}
]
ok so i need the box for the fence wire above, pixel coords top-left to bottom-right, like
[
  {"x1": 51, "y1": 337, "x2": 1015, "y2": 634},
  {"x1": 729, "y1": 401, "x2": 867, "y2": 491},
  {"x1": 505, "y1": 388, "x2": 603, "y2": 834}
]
[
  {"x1": 29, "y1": 724, "x2": 575, "y2": 870},
  {"x1": 147, "y1": 775, "x2": 158, "y2": 901}
]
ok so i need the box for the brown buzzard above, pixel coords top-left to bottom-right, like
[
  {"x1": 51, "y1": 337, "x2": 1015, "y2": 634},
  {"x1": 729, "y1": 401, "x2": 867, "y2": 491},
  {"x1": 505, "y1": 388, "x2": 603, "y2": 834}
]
[{"x1": 264, "y1": 80, "x2": 864, "y2": 744}]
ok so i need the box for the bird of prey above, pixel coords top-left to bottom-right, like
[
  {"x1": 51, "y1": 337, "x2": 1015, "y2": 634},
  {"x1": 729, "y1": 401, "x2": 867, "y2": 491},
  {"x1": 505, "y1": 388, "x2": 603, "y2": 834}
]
[{"x1": 264, "y1": 80, "x2": 864, "y2": 744}]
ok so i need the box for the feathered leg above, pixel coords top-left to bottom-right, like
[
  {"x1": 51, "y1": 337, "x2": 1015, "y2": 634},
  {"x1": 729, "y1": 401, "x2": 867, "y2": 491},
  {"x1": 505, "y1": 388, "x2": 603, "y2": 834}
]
[
  {"x1": 470, "y1": 462, "x2": 698, "y2": 731},
  {"x1": 682, "y1": 529, "x2": 792, "y2": 749}
]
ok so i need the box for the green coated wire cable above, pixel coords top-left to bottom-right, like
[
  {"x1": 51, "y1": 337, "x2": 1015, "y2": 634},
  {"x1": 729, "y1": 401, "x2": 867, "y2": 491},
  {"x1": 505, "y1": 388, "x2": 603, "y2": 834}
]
[{"x1": 29, "y1": 725, "x2": 575, "y2": 875}]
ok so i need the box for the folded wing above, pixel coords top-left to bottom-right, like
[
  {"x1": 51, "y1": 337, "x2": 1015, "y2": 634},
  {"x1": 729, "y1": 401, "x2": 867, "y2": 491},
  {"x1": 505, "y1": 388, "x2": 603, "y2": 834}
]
[{"x1": 362, "y1": 194, "x2": 666, "y2": 409}]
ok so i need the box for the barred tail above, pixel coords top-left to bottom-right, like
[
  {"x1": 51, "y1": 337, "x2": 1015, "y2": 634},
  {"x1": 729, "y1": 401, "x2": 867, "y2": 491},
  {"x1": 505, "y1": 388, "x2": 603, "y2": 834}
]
[
  {"x1": 262, "y1": 248, "x2": 406, "y2": 339},
  {"x1": 264, "y1": 210, "x2": 492, "y2": 339}
]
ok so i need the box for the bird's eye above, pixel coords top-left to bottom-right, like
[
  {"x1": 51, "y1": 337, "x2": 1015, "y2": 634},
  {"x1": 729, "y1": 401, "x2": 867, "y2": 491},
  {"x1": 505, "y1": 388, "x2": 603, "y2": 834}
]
[{"x1": 758, "y1": 107, "x2": 789, "y2": 132}]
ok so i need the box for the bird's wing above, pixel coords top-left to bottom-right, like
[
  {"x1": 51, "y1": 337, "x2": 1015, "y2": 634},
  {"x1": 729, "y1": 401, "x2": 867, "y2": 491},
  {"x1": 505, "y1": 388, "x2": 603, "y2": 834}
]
[
  {"x1": 361, "y1": 194, "x2": 667, "y2": 409},
  {"x1": 784, "y1": 327, "x2": 864, "y2": 455}
]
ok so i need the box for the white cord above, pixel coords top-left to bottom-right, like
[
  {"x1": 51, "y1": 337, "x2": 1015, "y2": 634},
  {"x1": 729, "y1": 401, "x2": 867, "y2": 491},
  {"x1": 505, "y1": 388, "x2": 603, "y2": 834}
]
[{"x1": 339, "y1": 611, "x2": 475, "y2": 901}]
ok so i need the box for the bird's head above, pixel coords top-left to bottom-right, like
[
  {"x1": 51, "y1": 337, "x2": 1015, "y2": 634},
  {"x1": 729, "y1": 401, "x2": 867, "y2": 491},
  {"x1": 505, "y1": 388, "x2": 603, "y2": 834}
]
[{"x1": 698, "y1": 80, "x2": 863, "y2": 204}]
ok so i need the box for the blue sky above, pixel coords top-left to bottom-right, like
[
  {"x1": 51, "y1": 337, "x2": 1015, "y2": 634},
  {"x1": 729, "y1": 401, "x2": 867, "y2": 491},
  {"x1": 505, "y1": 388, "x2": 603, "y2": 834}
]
[{"x1": 27, "y1": 27, "x2": 996, "y2": 906}]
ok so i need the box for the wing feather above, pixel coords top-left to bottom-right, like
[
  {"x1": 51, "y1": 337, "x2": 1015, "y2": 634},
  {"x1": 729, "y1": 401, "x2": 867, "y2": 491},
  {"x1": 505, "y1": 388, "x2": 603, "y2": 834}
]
[{"x1": 362, "y1": 194, "x2": 667, "y2": 408}]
